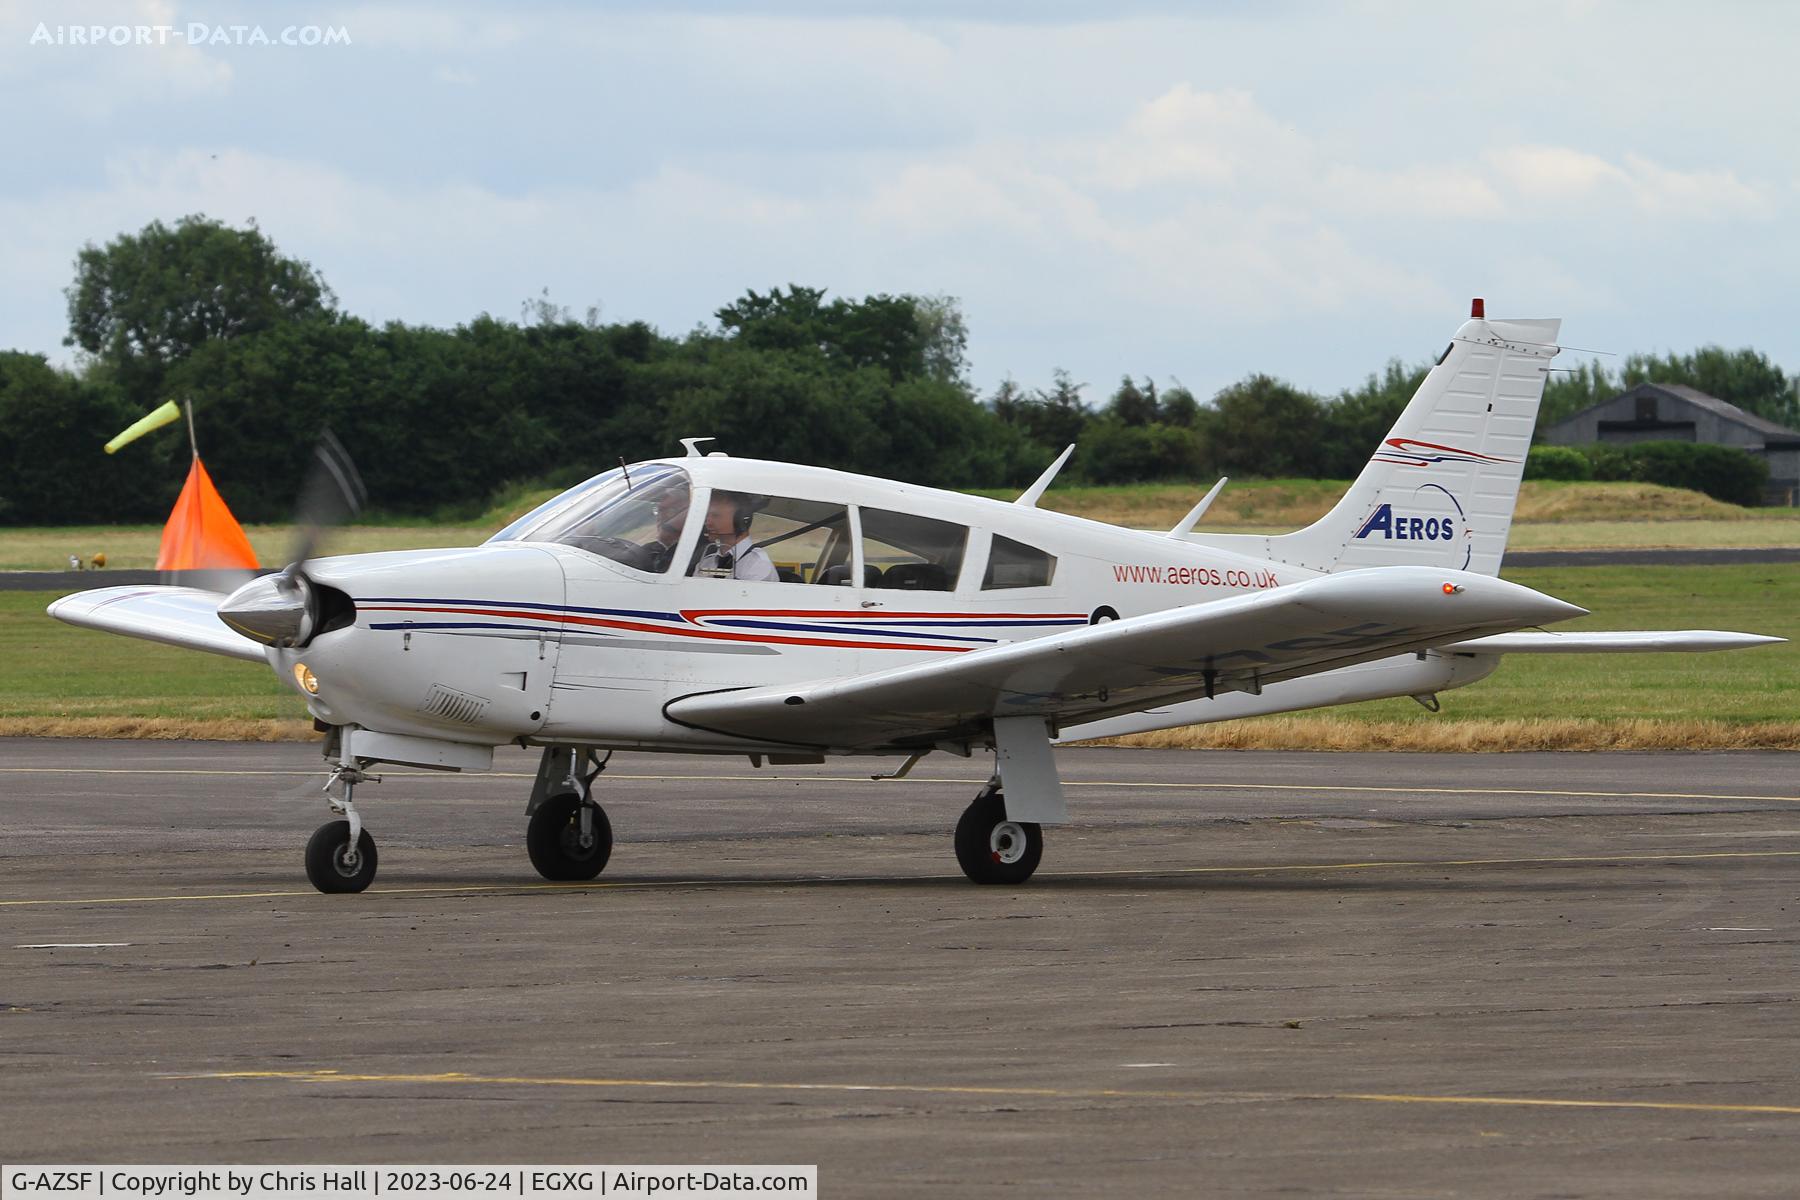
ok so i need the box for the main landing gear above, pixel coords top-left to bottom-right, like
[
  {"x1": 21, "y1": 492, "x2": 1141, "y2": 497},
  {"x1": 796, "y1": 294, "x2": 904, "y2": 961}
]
[
  {"x1": 949, "y1": 717, "x2": 1069, "y2": 886},
  {"x1": 525, "y1": 747, "x2": 614, "y2": 882},
  {"x1": 954, "y1": 784, "x2": 1043, "y2": 885}
]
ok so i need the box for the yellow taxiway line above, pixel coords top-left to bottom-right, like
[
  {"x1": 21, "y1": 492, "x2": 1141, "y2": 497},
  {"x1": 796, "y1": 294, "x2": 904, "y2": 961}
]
[
  {"x1": 0, "y1": 765, "x2": 1793, "y2": 805},
  {"x1": 178, "y1": 1068, "x2": 1800, "y2": 1118},
  {"x1": 4, "y1": 848, "x2": 1799, "y2": 908}
]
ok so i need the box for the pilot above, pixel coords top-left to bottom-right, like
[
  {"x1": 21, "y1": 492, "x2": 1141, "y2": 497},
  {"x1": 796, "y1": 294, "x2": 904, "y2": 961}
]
[
  {"x1": 695, "y1": 491, "x2": 778, "y2": 582},
  {"x1": 638, "y1": 485, "x2": 689, "y2": 573}
]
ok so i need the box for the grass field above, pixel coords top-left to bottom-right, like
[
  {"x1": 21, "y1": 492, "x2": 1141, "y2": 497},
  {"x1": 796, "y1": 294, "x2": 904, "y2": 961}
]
[
  {"x1": 0, "y1": 523, "x2": 495, "y2": 572},
  {"x1": 2, "y1": 563, "x2": 1793, "y2": 747},
  {"x1": 6, "y1": 482, "x2": 1796, "y2": 571}
]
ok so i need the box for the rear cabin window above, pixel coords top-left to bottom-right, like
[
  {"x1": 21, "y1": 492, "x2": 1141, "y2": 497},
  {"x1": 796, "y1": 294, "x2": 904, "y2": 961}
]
[
  {"x1": 860, "y1": 508, "x2": 968, "y2": 591},
  {"x1": 753, "y1": 495, "x2": 854, "y2": 584},
  {"x1": 982, "y1": 535, "x2": 1057, "y2": 589}
]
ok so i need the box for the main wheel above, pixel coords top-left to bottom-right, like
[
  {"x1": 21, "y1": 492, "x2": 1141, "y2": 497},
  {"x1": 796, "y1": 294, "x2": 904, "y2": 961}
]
[
  {"x1": 305, "y1": 819, "x2": 378, "y2": 894},
  {"x1": 527, "y1": 793, "x2": 613, "y2": 881},
  {"x1": 954, "y1": 793, "x2": 1043, "y2": 885}
]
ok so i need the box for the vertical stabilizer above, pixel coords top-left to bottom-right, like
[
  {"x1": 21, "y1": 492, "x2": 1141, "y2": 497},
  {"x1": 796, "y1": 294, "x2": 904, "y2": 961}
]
[{"x1": 1191, "y1": 306, "x2": 1560, "y2": 576}]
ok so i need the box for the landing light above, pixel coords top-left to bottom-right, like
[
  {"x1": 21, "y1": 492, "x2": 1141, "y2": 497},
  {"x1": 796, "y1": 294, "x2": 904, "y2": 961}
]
[{"x1": 294, "y1": 663, "x2": 320, "y2": 694}]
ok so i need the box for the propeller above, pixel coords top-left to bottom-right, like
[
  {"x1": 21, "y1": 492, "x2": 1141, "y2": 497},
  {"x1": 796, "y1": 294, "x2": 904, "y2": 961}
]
[
  {"x1": 216, "y1": 430, "x2": 367, "y2": 649},
  {"x1": 287, "y1": 428, "x2": 368, "y2": 570}
]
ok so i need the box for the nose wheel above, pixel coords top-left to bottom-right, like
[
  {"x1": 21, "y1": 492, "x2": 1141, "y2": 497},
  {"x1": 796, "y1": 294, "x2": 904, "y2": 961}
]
[
  {"x1": 304, "y1": 747, "x2": 381, "y2": 894},
  {"x1": 954, "y1": 790, "x2": 1043, "y2": 885},
  {"x1": 305, "y1": 819, "x2": 378, "y2": 893}
]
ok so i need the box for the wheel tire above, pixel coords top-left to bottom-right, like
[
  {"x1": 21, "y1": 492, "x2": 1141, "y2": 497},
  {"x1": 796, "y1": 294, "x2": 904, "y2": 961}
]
[
  {"x1": 954, "y1": 793, "x2": 1043, "y2": 885},
  {"x1": 304, "y1": 820, "x2": 378, "y2": 894},
  {"x1": 527, "y1": 793, "x2": 613, "y2": 881}
]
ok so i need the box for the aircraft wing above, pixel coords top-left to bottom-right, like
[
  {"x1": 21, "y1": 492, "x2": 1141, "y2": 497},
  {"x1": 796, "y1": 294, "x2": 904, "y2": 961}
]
[
  {"x1": 47, "y1": 586, "x2": 266, "y2": 663},
  {"x1": 664, "y1": 566, "x2": 1584, "y2": 751},
  {"x1": 1441, "y1": 630, "x2": 1785, "y2": 654}
]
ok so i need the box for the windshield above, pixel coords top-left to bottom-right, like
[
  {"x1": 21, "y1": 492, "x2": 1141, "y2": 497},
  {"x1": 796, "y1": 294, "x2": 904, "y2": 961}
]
[
  {"x1": 486, "y1": 468, "x2": 623, "y2": 543},
  {"x1": 490, "y1": 464, "x2": 692, "y2": 573}
]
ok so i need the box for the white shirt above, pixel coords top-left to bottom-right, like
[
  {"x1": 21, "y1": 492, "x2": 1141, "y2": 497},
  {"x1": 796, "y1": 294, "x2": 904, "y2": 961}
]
[{"x1": 697, "y1": 534, "x2": 779, "y2": 582}]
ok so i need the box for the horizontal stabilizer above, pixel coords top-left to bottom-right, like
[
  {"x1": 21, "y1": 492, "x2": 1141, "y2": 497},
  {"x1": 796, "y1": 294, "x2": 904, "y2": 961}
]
[
  {"x1": 1442, "y1": 630, "x2": 1785, "y2": 654},
  {"x1": 47, "y1": 586, "x2": 265, "y2": 663}
]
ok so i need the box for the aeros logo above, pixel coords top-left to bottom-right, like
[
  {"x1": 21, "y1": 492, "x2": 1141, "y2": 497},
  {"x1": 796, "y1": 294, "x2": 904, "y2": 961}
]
[
  {"x1": 1353, "y1": 484, "x2": 1473, "y2": 568},
  {"x1": 1355, "y1": 504, "x2": 1455, "y2": 541}
]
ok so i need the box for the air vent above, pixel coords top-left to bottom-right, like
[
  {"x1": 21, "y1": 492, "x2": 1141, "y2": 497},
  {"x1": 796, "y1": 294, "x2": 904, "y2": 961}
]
[{"x1": 420, "y1": 684, "x2": 490, "y2": 725}]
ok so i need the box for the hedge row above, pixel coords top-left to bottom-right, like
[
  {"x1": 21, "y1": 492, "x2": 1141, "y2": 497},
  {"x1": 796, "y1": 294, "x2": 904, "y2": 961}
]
[{"x1": 1524, "y1": 441, "x2": 1769, "y2": 506}]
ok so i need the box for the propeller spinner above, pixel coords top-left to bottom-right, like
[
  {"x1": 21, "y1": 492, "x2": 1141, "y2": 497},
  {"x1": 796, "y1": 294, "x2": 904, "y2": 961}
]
[{"x1": 217, "y1": 429, "x2": 366, "y2": 649}]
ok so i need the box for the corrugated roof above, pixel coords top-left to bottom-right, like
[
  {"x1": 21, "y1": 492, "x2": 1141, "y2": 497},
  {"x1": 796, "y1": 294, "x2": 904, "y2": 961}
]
[
  {"x1": 1544, "y1": 382, "x2": 1800, "y2": 442},
  {"x1": 1632, "y1": 383, "x2": 1798, "y2": 437}
]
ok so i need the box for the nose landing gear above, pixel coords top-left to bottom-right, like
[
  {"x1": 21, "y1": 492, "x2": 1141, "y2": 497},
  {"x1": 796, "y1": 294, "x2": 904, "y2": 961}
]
[
  {"x1": 304, "y1": 756, "x2": 381, "y2": 894},
  {"x1": 304, "y1": 818, "x2": 378, "y2": 893}
]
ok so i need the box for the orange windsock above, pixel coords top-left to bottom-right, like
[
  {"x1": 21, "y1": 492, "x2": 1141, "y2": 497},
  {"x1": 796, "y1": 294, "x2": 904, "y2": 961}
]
[{"x1": 155, "y1": 456, "x2": 261, "y2": 571}]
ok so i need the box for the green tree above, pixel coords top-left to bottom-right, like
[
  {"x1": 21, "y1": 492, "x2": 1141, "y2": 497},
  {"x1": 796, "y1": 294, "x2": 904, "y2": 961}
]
[
  {"x1": 1320, "y1": 359, "x2": 1428, "y2": 476},
  {"x1": 0, "y1": 353, "x2": 172, "y2": 523},
  {"x1": 911, "y1": 294, "x2": 970, "y2": 386},
  {"x1": 65, "y1": 215, "x2": 335, "y2": 404},
  {"x1": 1080, "y1": 420, "x2": 1203, "y2": 483},
  {"x1": 1106, "y1": 376, "x2": 1160, "y2": 427},
  {"x1": 1542, "y1": 348, "x2": 1800, "y2": 431},
  {"x1": 1203, "y1": 375, "x2": 1326, "y2": 477},
  {"x1": 1158, "y1": 384, "x2": 1200, "y2": 428},
  {"x1": 714, "y1": 285, "x2": 968, "y2": 384},
  {"x1": 1541, "y1": 359, "x2": 1617, "y2": 428},
  {"x1": 1020, "y1": 370, "x2": 1091, "y2": 448},
  {"x1": 1621, "y1": 346, "x2": 1799, "y2": 428}
]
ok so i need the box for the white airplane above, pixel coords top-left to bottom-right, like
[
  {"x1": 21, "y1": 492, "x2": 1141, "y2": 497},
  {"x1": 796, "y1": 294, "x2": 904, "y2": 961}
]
[{"x1": 49, "y1": 303, "x2": 1781, "y2": 893}]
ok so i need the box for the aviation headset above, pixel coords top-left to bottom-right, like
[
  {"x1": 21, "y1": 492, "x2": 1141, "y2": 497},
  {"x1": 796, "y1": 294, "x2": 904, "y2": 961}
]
[{"x1": 716, "y1": 492, "x2": 755, "y2": 537}]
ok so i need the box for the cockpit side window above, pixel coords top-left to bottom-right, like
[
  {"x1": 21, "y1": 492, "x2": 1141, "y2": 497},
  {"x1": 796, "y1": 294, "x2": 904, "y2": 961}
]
[
  {"x1": 982, "y1": 535, "x2": 1057, "y2": 589},
  {"x1": 860, "y1": 508, "x2": 968, "y2": 591},
  {"x1": 690, "y1": 493, "x2": 852, "y2": 584},
  {"x1": 503, "y1": 465, "x2": 692, "y2": 573}
]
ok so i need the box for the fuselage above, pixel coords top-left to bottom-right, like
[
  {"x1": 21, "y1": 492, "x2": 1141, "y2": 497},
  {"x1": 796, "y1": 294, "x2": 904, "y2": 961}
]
[{"x1": 274, "y1": 455, "x2": 1493, "y2": 753}]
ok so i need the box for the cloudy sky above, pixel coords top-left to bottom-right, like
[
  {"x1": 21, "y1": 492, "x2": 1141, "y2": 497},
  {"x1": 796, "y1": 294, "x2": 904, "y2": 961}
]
[{"x1": 4, "y1": 1, "x2": 1795, "y2": 401}]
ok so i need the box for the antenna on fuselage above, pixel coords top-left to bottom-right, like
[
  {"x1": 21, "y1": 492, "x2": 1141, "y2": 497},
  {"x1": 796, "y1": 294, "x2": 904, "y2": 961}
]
[
  {"x1": 1013, "y1": 444, "x2": 1075, "y2": 508},
  {"x1": 1166, "y1": 477, "x2": 1228, "y2": 538},
  {"x1": 680, "y1": 437, "x2": 715, "y2": 458}
]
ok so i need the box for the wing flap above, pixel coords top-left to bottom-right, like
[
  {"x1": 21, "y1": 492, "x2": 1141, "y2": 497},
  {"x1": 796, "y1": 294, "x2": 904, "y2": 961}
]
[
  {"x1": 1443, "y1": 630, "x2": 1785, "y2": 654},
  {"x1": 666, "y1": 566, "x2": 1584, "y2": 750},
  {"x1": 47, "y1": 586, "x2": 267, "y2": 663}
]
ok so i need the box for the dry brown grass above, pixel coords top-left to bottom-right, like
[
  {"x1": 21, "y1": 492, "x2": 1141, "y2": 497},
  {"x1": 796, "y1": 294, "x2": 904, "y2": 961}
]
[
  {"x1": 970, "y1": 480, "x2": 1789, "y2": 532},
  {"x1": 5, "y1": 715, "x2": 1795, "y2": 752},
  {"x1": 1512, "y1": 482, "x2": 1763, "y2": 523},
  {"x1": 1025, "y1": 482, "x2": 1343, "y2": 529},
  {"x1": 1086, "y1": 717, "x2": 1800, "y2": 752},
  {"x1": 0, "y1": 716, "x2": 318, "y2": 741}
]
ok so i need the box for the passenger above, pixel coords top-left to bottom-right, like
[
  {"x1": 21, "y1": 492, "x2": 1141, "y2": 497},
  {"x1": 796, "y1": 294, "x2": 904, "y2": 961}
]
[{"x1": 695, "y1": 491, "x2": 778, "y2": 582}]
